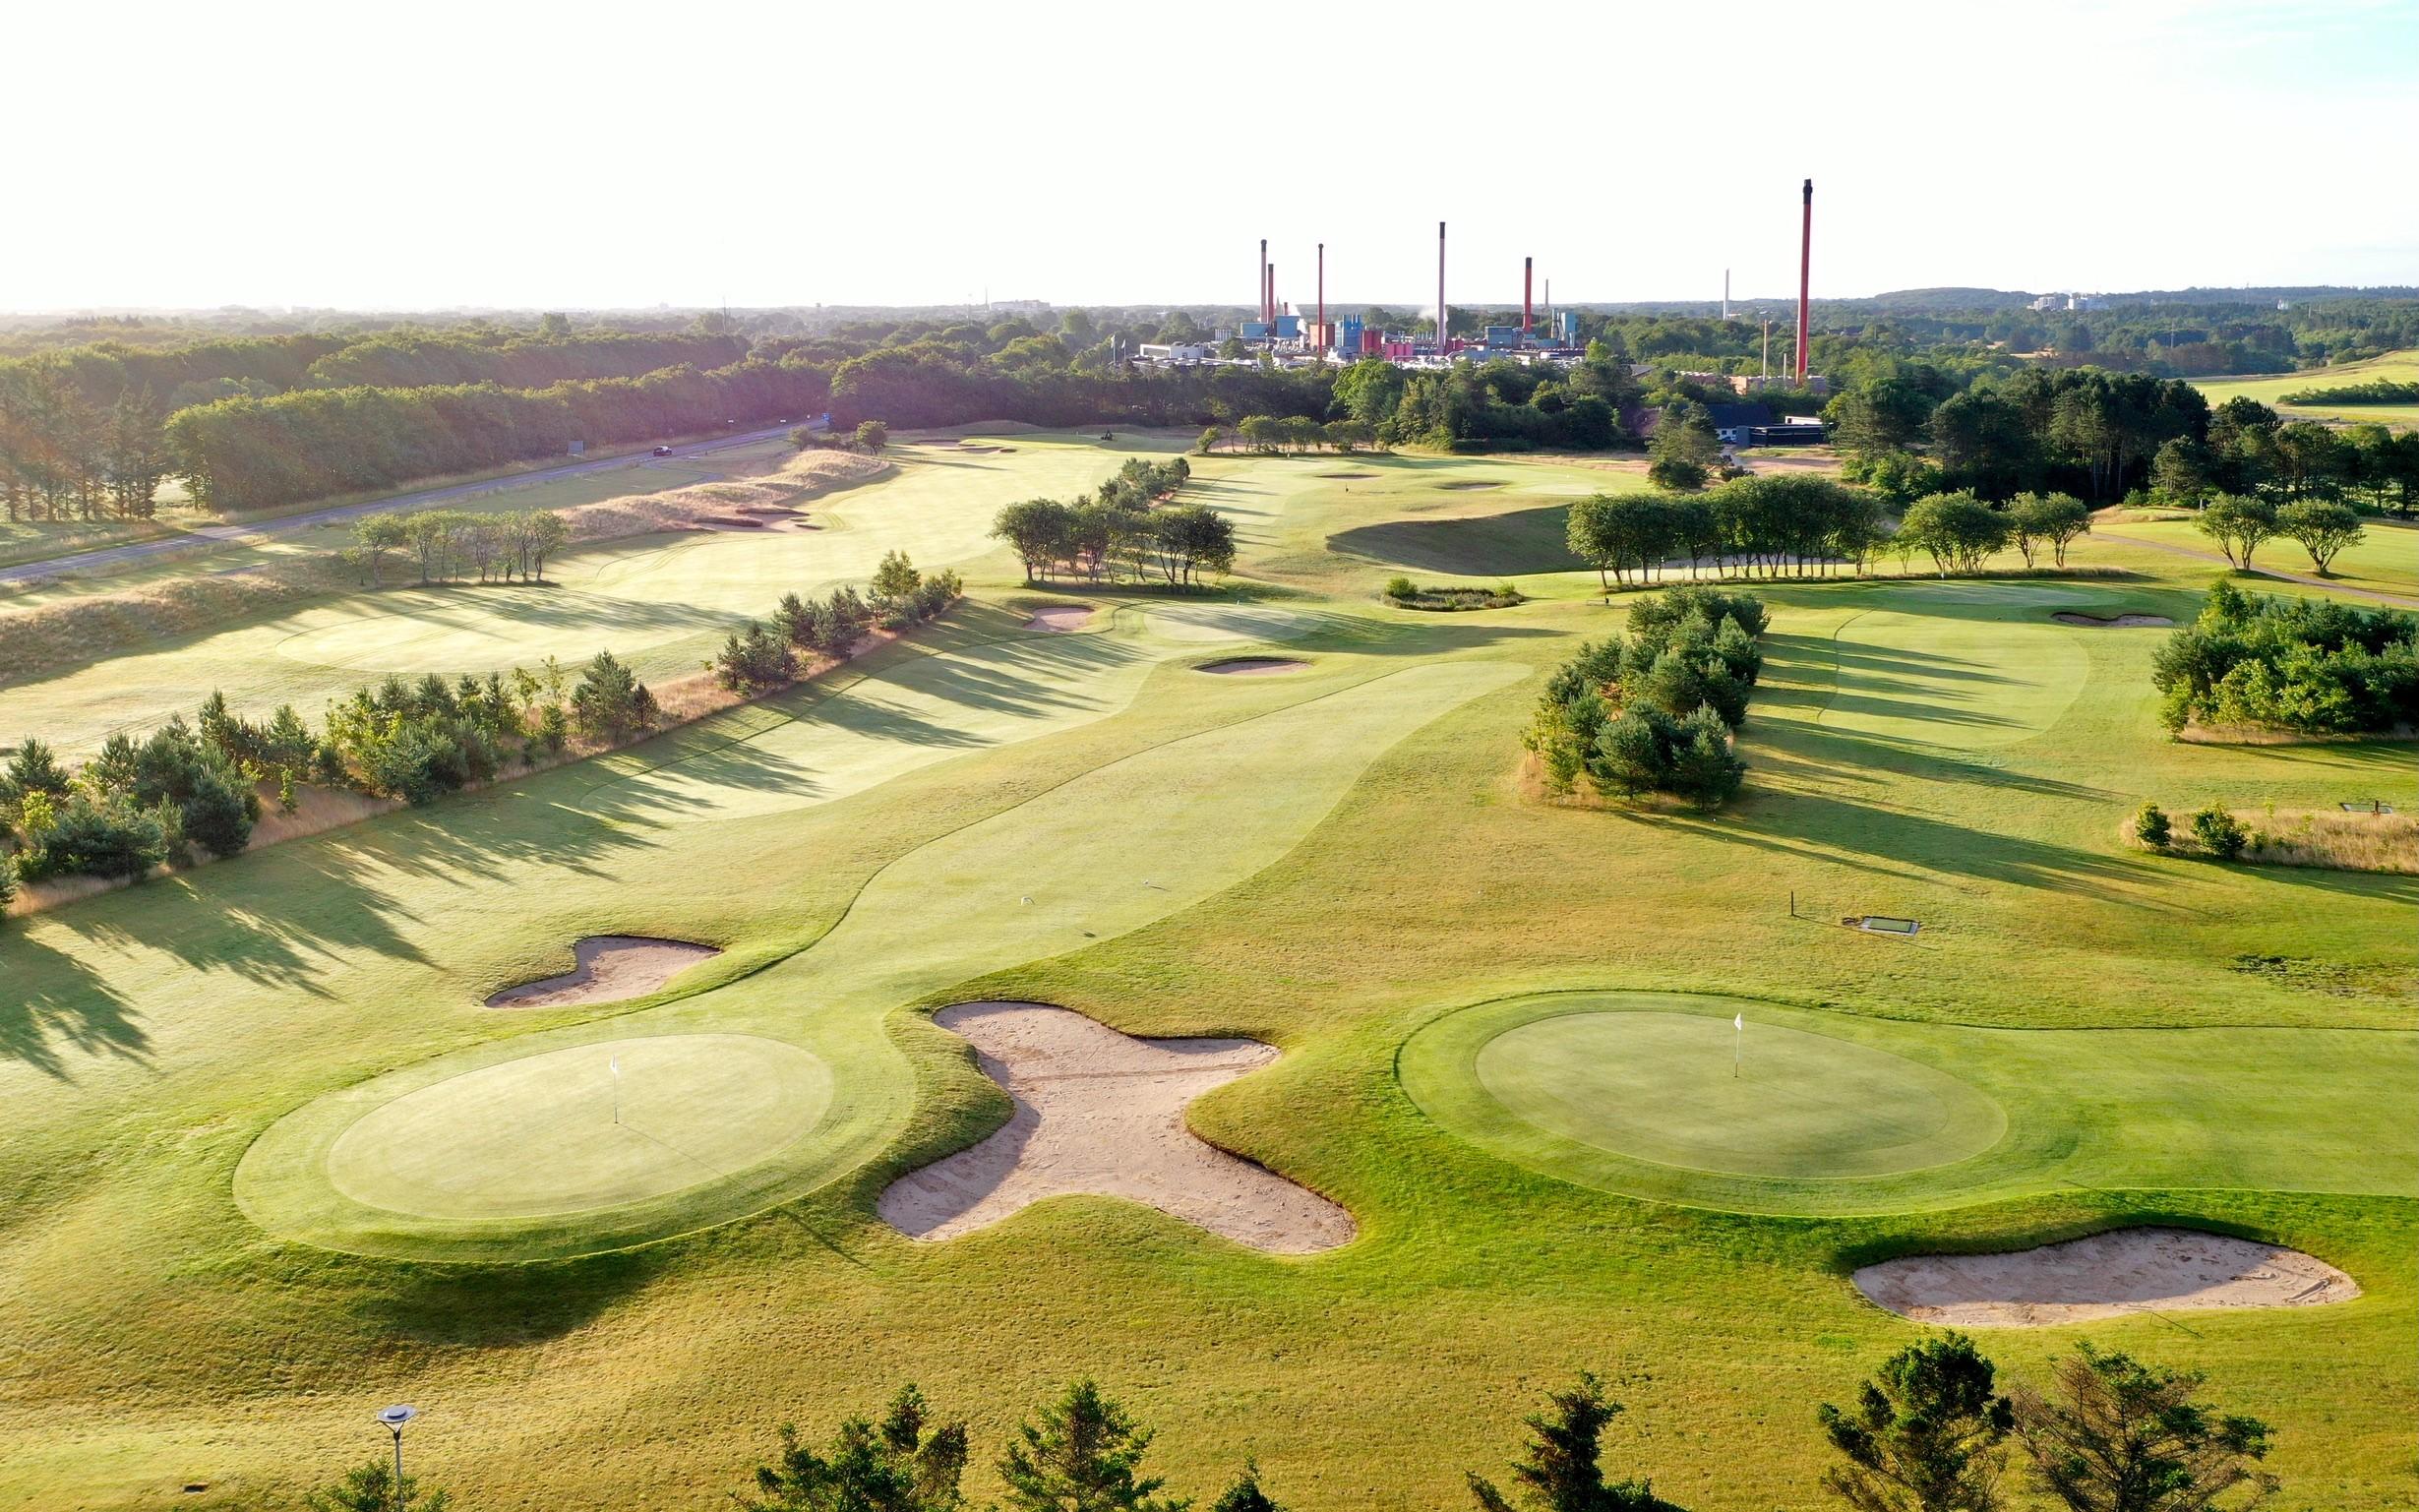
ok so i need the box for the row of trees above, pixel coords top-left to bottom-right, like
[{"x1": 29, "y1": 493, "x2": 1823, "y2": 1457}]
[
  {"x1": 351, "y1": 508, "x2": 573, "y2": 586},
  {"x1": 1, "y1": 556, "x2": 967, "y2": 896},
  {"x1": 2192, "y1": 496, "x2": 2368, "y2": 575},
  {"x1": 316, "y1": 1340, "x2": 2279, "y2": 1512},
  {"x1": 0, "y1": 370, "x2": 175, "y2": 521},
  {"x1": 2150, "y1": 579, "x2": 2418, "y2": 735},
  {"x1": 1562, "y1": 477, "x2": 2094, "y2": 587},
  {"x1": 164, "y1": 357, "x2": 831, "y2": 511},
  {"x1": 1200, "y1": 415, "x2": 1380, "y2": 454},
  {"x1": 1525, "y1": 587, "x2": 1768, "y2": 809},
  {"x1": 717, "y1": 553, "x2": 963, "y2": 693},
  {"x1": 992, "y1": 458, "x2": 1238, "y2": 587}
]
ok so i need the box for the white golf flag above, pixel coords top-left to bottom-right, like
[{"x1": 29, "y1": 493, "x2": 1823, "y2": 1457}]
[
  {"x1": 610, "y1": 1056, "x2": 620, "y2": 1078},
  {"x1": 1733, "y1": 1013, "x2": 1743, "y2": 1032}
]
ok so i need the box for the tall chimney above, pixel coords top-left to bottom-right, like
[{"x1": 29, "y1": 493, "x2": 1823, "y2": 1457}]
[
  {"x1": 1723, "y1": 269, "x2": 1730, "y2": 322},
  {"x1": 1316, "y1": 243, "x2": 1326, "y2": 354},
  {"x1": 1437, "y1": 220, "x2": 1447, "y2": 354},
  {"x1": 1259, "y1": 238, "x2": 1268, "y2": 326},
  {"x1": 1795, "y1": 179, "x2": 1813, "y2": 383},
  {"x1": 1523, "y1": 256, "x2": 1533, "y2": 335}
]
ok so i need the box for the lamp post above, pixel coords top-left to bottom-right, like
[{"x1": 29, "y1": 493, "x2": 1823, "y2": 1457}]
[{"x1": 377, "y1": 1405, "x2": 420, "y2": 1510}]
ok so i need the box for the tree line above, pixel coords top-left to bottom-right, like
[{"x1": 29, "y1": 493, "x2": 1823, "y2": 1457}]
[
  {"x1": 349, "y1": 508, "x2": 574, "y2": 586},
  {"x1": 0, "y1": 555, "x2": 959, "y2": 903},
  {"x1": 165, "y1": 357, "x2": 831, "y2": 511},
  {"x1": 1199, "y1": 415, "x2": 1380, "y2": 454},
  {"x1": 2277, "y1": 379, "x2": 2419, "y2": 405},
  {"x1": 302, "y1": 1338, "x2": 2279, "y2": 1512},
  {"x1": 991, "y1": 458, "x2": 1238, "y2": 587},
  {"x1": 1827, "y1": 367, "x2": 2419, "y2": 514},
  {"x1": 0, "y1": 326, "x2": 766, "y2": 521},
  {"x1": 2151, "y1": 579, "x2": 2418, "y2": 735},
  {"x1": 1525, "y1": 587, "x2": 1767, "y2": 809}
]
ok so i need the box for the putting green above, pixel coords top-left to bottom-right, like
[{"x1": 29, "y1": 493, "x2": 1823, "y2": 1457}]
[
  {"x1": 326, "y1": 1034, "x2": 831, "y2": 1219},
  {"x1": 1815, "y1": 595, "x2": 2087, "y2": 751},
  {"x1": 1472, "y1": 1010, "x2": 2003, "y2": 1179},
  {"x1": 1402, "y1": 992, "x2": 2416, "y2": 1216}
]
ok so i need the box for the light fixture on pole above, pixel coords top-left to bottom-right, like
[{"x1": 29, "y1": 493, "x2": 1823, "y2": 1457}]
[{"x1": 377, "y1": 1405, "x2": 420, "y2": 1510}]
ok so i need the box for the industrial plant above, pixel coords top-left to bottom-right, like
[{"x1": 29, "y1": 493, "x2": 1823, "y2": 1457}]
[{"x1": 1135, "y1": 180, "x2": 1827, "y2": 394}]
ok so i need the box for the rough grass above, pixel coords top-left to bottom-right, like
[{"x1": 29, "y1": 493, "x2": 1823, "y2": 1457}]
[
  {"x1": 0, "y1": 433, "x2": 1193, "y2": 756},
  {"x1": 2247, "y1": 808, "x2": 2419, "y2": 874},
  {"x1": 2195, "y1": 349, "x2": 2419, "y2": 427},
  {"x1": 0, "y1": 450, "x2": 2411, "y2": 1511}
]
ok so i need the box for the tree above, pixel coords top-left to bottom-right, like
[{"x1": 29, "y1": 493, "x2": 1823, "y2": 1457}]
[
  {"x1": 569, "y1": 649, "x2": 658, "y2": 739},
  {"x1": 736, "y1": 1384, "x2": 968, "y2": 1512},
  {"x1": 1468, "y1": 1372, "x2": 1677, "y2": 1512},
  {"x1": 2190, "y1": 805, "x2": 2248, "y2": 861},
  {"x1": 2008, "y1": 493, "x2": 2090, "y2": 569},
  {"x1": 512, "y1": 508, "x2": 572, "y2": 580},
  {"x1": 994, "y1": 499, "x2": 1075, "y2": 581},
  {"x1": 1, "y1": 737, "x2": 73, "y2": 818},
  {"x1": 1209, "y1": 1466, "x2": 1286, "y2": 1512},
  {"x1": 998, "y1": 1380, "x2": 1184, "y2": 1512},
  {"x1": 2194, "y1": 496, "x2": 2276, "y2": 570},
  {"x1": 1566, "y1": 494, "x2": 1628, "y2": 589},
  {"x1": 2012, "y1": 1343, "x2": 2275, "y2": 1512},
  {"x1": 304, "y1": 1460, "x2": 451, "y2": 1512},
  {"x1": 856, "y1": 419, "x2": 890, "y2": 453},
  {"x1": 2134, "y1": 803, "x2": 2172, "y2": 849},
  {"x1": 872, "y1": 549, "x2": 923, "y2": 604},
  {"x1": 1818, "y1": 1334, "x2": 2015, "y2": 1512},
  {"x1": 1897, "y1": 493, "x2": 2010, "y2": 576},
  {"x1": 711, "y1": 621, "x2": 799, "y2": 694},
  {"x1": 2273, "y1": 500, "x2": 2363, "y2": 575},
  {"x1": 354, "y1": 513, "x2": 410, "y2": 586},
  {"x1": 1825, "y1": 378, "x2": 1935, "y2": 461},
  {"x1": 2149, "y1": 438, "x2": 2213, "y2": 506},
  {"x1": 1151, "y1": 505, "x2": 1237, "y2": 586}
]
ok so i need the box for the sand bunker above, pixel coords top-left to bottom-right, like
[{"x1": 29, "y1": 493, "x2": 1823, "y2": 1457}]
[
  {"x1": 1196, "y1": 657, "x2": 1308, "y2": 676},
  {"x1": 2052, "y1": 611, "x2": 2173, "y2": 628},
  {"x1": 1024, "y1": 605, "x2": 1095, "y2": 633},
  {"x1": 485, "y1": 936, "x2": 721, "y2": 1008},
  {"x1": 1855, "y1": 1228, "x2": 2360, "y2": 1327},
  {"x1": 877, "y1": 1002, "x2": 1355, "y2": 1253}
]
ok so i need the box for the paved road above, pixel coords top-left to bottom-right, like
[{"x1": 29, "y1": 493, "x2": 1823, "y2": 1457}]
[
  {"x1": 0, "y1": 426, "x2": 798, "y2": 587},
  {"x1": 2100, "y1": 528, "x2": 2419, "y2": 610}
]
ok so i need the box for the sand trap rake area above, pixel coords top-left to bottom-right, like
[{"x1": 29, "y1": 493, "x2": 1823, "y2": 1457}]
[
  {"x1": 2051, "y1": 611, "x2": 2173, "y2": 627},
  {"x1": 485, "y1": 937, "x2": 720, "y2": 1008},
  {"x1": 1855, "y1": 1228, "x2": 2360, "y2": 1326},
  {"x1": 1195, "y1": 657, "x2": 1309, "y2": 676},
  {"x1": 878, "y1": 1002, "x2": 1355, "y2": 1253},
  {"x1": 1023, "y1": 605, "x2": 1095, "y2": 633}
]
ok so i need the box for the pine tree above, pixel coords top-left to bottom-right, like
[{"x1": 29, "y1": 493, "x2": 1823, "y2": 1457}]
[{"x1": 998, "y1": 1380, "x2": 1185, "y2": 1512}]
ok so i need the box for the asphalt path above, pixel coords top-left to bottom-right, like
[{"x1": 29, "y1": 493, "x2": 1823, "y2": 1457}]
[{"x1": 0, "y1": 426, "x2": 797, "y2": 586}]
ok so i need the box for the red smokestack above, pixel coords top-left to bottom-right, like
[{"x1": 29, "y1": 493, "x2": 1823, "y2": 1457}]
[
  {"x1": 1795, "y1": 178, "x2": 1812, "y2": 383},
  {"x1": 1316, "y1": 243, "x2": 1326, "y2": 354},
  {"x1": 1437, "y1": 220, "x2": 1447, "y2": 353},
  {"x1": 1269, "y1": 265, "x2": 1277, "y2": 324},
  {"x1": 1523, "y1": 256, "x2": 1533, "y2": 335}
]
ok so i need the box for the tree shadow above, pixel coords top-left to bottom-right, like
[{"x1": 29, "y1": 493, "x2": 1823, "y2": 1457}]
[
  {"x1": 1327, "y1": 503, "x2": 1581, "y2": 577},
  {"x1": 0, "y1": 932, "x2": 151, "y2": 1078}
]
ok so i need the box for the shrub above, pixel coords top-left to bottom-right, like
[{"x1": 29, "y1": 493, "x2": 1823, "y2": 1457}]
[
  {"x1": 711, "y1": 622, "x2": 799, "y2": 694},
  {"x1": 2150, "y1": 581, "x2": 2419, "y2": 734},
  {"x1": 570, "y1": 650, "x2": 658, "y2": 740},
  {"x1": 1384, "y1": 575, "x2": 1417, "y2": 601},
  {"x1": 2134, "y1": 802, "x2": 2172, "y2": 849},
  {"x1": 2192, "y1": 805, "x2": 2248, "y2": 861}
]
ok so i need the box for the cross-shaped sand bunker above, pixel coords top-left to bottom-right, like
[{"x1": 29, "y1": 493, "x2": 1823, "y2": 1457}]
[{"x1": 877, "y1": 1002, "x2": 1356, "y2": 1253}]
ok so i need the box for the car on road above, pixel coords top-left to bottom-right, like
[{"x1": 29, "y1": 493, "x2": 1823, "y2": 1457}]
[{"x1": 651, "y1": 445, "x2": 674, "y2": 456}]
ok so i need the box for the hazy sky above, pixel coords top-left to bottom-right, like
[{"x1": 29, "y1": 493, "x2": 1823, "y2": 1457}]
[{"x1": 12, "y1": 0, "x2": 2417, "y2": 313}]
